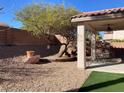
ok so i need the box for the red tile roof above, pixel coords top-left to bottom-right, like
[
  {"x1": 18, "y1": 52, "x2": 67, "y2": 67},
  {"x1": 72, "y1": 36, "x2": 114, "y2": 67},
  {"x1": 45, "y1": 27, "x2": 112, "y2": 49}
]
[
  {"x1": 72, "y1": 7, "x2": 124, "y2": 19},
  {"x1": 111, "y1": 42, "x2": 124, "y2": 48}
]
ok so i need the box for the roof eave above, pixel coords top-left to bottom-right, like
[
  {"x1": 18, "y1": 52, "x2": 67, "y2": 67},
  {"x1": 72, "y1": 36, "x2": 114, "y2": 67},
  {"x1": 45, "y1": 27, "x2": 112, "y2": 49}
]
[{"x1": 71, "y1": 13, "x2": 124, "y2": 23}]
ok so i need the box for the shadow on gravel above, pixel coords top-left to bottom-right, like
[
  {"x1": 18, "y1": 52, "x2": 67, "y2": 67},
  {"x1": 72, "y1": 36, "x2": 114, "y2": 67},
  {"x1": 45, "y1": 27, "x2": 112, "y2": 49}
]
[
  {"x1": 0, "y1": 59, "x2": 58, "y2": 78},
  {"x1": 0, "y1": 45, "x2": 60, "y2": 59},
  {"x1": 0, "y1": 78, "x2": 12, "y2": 84},
  {"x1": 37, "y1": 59, "x2": 52, "y2": 64},
  {"x1": 0, "y1": 67, "x2": 55, "y2": 77}
]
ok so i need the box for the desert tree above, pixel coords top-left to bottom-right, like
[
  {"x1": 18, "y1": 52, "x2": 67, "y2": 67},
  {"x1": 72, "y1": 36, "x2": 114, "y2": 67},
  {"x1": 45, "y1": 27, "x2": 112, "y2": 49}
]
[{"x1": 15, "y1": 4, "x2": 79, "y2": 57}]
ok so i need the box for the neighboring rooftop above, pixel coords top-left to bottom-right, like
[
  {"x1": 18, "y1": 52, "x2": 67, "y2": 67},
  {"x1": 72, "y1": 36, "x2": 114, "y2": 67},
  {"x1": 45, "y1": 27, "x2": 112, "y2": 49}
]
[
  {"x1": 0, "y1": 22, "x2": 9, "y2": 27},
  {"x1": 72, "y1": 7, "x2": 124, "y2": 19},
  {"x1": 111, "y1": 42, "x2": 124, "y2": 48}
]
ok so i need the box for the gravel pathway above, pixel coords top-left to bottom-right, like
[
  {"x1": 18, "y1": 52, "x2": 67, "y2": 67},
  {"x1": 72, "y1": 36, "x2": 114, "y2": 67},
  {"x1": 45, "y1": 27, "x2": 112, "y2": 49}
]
[{"x1": 0, "y1": 58, "x2": 89, "y2": 92}]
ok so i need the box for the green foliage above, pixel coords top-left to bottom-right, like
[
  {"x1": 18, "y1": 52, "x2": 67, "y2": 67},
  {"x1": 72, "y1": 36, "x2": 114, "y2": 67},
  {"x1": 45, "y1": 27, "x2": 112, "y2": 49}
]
[
  {"x1": 15, "y1": 4, "x2": 79, "y2": 39},
  {"x1": 96, "y1": 33, "x2": 102, "y2": 41}
]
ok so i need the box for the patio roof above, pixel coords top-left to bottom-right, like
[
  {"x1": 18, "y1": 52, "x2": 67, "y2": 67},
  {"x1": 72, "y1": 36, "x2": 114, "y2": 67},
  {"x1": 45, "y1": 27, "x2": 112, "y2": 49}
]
[
  {"x1": 72, "y1": 7, "x2": 124, "y2": 18},
  {"x1": 71, "y1": 7, "x2": 124, "y2": 31},
  {"x1": 73, "y1": 7, "x2": 124, "y2": 69}
]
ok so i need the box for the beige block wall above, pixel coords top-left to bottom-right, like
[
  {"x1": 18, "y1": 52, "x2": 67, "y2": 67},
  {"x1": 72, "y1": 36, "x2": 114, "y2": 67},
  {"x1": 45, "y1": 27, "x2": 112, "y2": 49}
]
[{"x1": 0, "y1": 28, "x2": 59, "y2": 45}]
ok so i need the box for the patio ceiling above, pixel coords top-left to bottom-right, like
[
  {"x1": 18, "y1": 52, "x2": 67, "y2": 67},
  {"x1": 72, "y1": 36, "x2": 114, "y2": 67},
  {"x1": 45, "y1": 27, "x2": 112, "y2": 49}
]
[
  {"x1": 71, "y1": 7, "x2": 124, "y2": 31},
  {"x1": 86, "y1": 18, "x2": 124, "y2": 31}
]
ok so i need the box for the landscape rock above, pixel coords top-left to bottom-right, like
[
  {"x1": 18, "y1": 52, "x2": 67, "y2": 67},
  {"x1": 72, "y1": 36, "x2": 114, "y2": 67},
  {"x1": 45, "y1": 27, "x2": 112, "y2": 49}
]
[{"x1": 25, "y1": 55, "x2": 40, "y2": 64}]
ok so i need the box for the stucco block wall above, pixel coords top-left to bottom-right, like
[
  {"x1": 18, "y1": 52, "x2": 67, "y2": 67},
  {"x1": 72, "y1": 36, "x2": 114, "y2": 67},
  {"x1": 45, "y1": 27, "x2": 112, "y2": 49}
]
[
  {"x1": 12, "y1": 30, "x2": 48, "y2": 45},
  {"x1": 0, "y1": 31, "x2": 7, "y2": 44},
  {"x1": 0, "y1": 28, "x2": 59, "y2": 45},
  {"x1": 0, "y1": 27, "x2": 65, "y2": 58}
]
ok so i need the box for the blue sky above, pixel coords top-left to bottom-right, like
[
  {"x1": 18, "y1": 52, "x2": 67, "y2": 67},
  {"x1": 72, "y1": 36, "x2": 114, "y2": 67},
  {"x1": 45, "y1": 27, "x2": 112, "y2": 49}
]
[{"x1": 0, "y1": 0, "x2": 124, "y2": 28}]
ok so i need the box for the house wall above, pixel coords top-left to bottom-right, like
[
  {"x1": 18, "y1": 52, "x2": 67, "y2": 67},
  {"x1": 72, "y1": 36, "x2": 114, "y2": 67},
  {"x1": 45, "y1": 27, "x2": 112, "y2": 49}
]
[
  {"x1": 103, "y1": 33, "x2": 113, "y2": 40},
  {"x1": 113, "y1": 30, "x2": 124, "y2": 40},
  {"x1": 103, "y1": 30, "x2": 124, "y2": 40}
]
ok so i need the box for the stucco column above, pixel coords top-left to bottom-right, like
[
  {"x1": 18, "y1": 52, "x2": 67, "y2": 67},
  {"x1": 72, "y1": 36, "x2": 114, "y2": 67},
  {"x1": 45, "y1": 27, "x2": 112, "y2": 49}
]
[
  {"x1": 91, "y1": 32, "x2": 96, "y2": 61},
  {"x1": 77, "y1": 25, "x2": 86, "y2": 69}
]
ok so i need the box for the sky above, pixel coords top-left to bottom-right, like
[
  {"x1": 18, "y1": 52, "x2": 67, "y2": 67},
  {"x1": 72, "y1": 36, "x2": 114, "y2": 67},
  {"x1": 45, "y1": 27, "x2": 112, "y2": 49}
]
[{"x1": 0, "y1": 0, "x2": 124, "y2": 28}]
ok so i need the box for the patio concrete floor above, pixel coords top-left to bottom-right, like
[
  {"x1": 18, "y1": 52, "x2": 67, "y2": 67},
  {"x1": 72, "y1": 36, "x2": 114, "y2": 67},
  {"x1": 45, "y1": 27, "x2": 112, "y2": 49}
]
[{"x1": 87, "y1": 63, "x2": 124, "y2": 74}]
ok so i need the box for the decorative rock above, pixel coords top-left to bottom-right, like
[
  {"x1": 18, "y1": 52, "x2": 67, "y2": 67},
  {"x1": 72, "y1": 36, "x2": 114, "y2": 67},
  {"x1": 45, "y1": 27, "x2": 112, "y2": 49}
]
[
  {"x1": 25, "y1": 55, "x2": 40, "y2": 64},
  {"x1": 26, "y1": 51, "x2": 35, "y2": 58}
]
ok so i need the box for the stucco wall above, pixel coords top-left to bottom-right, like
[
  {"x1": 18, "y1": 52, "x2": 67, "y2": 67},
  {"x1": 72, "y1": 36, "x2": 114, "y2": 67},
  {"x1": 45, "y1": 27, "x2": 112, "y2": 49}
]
[
  {"x1": 113, "y1": 30, "x2": 124, "y2": 40},
  {"x1": 103, "y1": 33, "x2": 113, "y2": 40},
  {"x1": 103, "y1": 30, "x2": 124, "y2": 40},
  {"x1": 0, "y1": 27, "x2": 61, "y2": 58},
  {"x1": 0, "y1": 28, "x2": 59, "y2": 45}
]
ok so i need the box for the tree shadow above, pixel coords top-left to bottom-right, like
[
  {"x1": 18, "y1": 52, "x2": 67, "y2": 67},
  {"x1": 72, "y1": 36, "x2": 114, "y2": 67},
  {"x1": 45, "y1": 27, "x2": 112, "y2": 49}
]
[
  {"x1": 0, "y1": 78, "x2": 12, "y2": 84},
  {"x1": 0, "y1": 45, "x2": 60, "y2": 59},
  {"x1": 0, "y1": 60, "x2": 58, "y2": 77},
  {"x1": 37, "y1": 59, "x2": 52, "y2": 64},
  {"x1": 40, "y1": 57, "x2": 77, "y2": 63},
  {"x1": 0, "y1": 65, "x2": 57, "y2": 77},
  {"x1": 79, "y1": 77, "x2": 124, "y2": 92}
]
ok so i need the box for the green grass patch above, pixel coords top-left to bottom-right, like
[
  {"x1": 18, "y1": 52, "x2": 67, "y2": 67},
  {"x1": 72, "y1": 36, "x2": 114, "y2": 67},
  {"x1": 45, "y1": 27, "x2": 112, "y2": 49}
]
[{"x1": 79, "y1": 71, "x2": 124, "y2": 92}]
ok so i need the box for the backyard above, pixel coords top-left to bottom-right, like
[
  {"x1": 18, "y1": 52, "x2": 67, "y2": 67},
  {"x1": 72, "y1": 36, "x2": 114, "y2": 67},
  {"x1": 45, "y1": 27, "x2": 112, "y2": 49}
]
[
  {"x1": 0, "y1": 57, "x2": 89, "y2": 92},
  {"x1": 1, "y1": 0, "x2": 124, "y2": 92}
]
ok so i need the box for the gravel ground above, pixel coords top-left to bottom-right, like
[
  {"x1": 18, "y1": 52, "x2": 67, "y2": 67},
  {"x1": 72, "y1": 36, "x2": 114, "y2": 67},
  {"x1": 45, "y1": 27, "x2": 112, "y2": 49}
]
[{"x1": 0, "y1": 57, "x2": 90, "y2": 92}]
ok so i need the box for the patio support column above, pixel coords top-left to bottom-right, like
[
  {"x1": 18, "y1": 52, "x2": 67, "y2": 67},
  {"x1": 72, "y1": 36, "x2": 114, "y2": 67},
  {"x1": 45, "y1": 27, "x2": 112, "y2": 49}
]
[
  {"x1": 91, "y1": 32, "x2": 96, "y2": 61},
  {"x1": 77, "y1": 24, "x2": 86, "y2": 69}
]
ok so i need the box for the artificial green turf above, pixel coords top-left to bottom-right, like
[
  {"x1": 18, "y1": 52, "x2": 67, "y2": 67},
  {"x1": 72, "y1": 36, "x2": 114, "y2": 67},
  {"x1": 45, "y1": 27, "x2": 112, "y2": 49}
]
[{"x1": 79, "y1": 71, "x2": 124, "y2": 92}]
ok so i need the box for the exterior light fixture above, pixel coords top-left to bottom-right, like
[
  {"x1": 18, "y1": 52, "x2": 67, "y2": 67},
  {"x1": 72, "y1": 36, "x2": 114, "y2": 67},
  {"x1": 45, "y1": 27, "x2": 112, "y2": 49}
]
[{"x1": 107, "y1": 24, "x2": 113, "y2": 31}]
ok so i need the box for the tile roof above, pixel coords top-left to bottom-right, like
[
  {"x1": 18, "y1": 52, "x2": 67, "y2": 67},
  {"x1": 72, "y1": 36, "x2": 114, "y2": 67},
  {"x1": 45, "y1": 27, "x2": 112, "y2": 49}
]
[
  {"x1": 111, "y1": 42, "x2": 124, "y2": 48},
  {"x1": 72, "y1": 7, "x2": 124, "y2": 19}
]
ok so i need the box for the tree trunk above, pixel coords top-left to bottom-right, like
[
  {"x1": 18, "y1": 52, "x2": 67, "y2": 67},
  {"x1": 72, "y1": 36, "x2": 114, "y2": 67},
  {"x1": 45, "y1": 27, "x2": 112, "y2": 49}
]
[
  {"x1": 55, "y1": 34, "x2": 68, "y2": 57},
  {"x1": 57, "y1": 44, "x2": 67, "y2": 57}
]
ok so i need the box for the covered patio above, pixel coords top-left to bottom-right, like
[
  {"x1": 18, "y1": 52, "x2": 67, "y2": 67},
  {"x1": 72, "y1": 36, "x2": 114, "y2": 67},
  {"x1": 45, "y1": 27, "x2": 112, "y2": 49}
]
[{"x1": 71, "y1": 7, "x2": 124, "y2": 69}]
